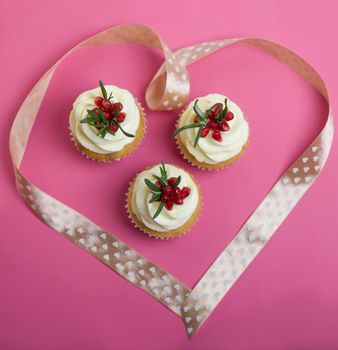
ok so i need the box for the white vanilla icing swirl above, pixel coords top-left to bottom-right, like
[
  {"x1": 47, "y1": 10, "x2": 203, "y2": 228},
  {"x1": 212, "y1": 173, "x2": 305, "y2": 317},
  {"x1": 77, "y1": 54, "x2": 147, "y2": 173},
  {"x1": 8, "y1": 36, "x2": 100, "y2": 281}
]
[
  {"x1": 131, "y1": 164, "x2": 199, "y2": 233},
  {"x1": 69, "y1": 85, "x2": 140, "y2": 154},
  {"x1": 178, "y1": 94, "x2": 249, "y2": 164}
]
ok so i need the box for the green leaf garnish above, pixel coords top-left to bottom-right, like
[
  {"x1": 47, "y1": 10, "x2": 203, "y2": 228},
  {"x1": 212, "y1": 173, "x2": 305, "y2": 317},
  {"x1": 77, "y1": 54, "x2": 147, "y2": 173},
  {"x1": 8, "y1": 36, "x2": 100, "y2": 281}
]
[
  {"x1": 160, "y1": 161, "x2": 168, "y2": 181},
  {"x1": 215, "y1": 103, "x2": 224, "y2": 122},
  {"x1": 194, "y1": 125, "x2": 204, "y2": 147},
  {"x1": 149, "y1": 194, "x2": 161, "y2": 203},
  {"x1": 172, "y1": 176, "x2": 181, "y2": 187},
  {"x1": 115, "y1": 121, "x2": 135, "y2": 138},
  {"x1": 97, "y1": 128, "x2": 107, "y2": 138},
  {"x1": 193, "y1": 99, "x2": 204, "y2": 119},
  {"x1": 86, "y1": 109, "x2": 99, "y2": 119},
  {"x1": 222, "y1": 98, "x2": 228, "y2": 118},
  {"x1": 145, "y1": 178, "x2": 161, "y2": 192},
  {"x1": 173, "y1": 123, "x2": 201, "y2": 138},
  {"x1": 152, "y1": 201, "x2": 165, "y2": 219},
  {"x1": 153, "y1": 175, "x2": 168, "y2": 187},
  {"x1": 99, "y1": 80, "x2": 107, "y2": 100},
  {"x1": 95, "y1": 108, "x2": 107, "y2": 125},
  {"x1": 80, "y1": 116, "x2": 96, "y2": 124}
]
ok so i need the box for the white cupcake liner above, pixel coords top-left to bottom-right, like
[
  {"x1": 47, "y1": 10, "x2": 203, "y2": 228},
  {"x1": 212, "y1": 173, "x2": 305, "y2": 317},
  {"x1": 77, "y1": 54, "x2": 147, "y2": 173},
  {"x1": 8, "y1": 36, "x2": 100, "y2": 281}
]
[
  {"x1": 174, "y1": 105, "x2": 250, "y2": 171},
  {"x1": 70, "y1": 99, "x2": 147, "y2": 164},
  {"x1": 125, "y1": 163, "x2": 202, "y2": 240}
]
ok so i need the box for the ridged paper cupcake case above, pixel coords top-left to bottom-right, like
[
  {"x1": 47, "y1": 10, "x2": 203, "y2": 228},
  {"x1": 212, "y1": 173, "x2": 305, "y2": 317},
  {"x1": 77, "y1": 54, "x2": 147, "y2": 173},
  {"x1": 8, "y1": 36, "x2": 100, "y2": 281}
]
[
  {"x1": 174, "y1": 106, "x2": 250, "y2": 171},
  {"x1": 125, "y1": 164, "x2": 203, "y2": 240},
  {"x1": 69, "y1": 99, "x2": 147, "y2": 163}
]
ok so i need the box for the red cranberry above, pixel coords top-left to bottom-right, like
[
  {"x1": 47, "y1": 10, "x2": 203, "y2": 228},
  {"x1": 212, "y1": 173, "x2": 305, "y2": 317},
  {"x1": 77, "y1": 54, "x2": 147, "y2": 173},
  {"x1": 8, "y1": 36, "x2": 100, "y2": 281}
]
[
  {"x1": 219, "y1": 121, "x2": 230, "y2": 131},
  {"x1": 161, "y1": 193, "x2": 168, "y2": 202},
  {"x1": 174, "y1": 197, "x2": 183, "y2": 205},
  {"x1": 102, "y1": 100, "x2": 112, "y2": 112},
  {"x1": 95, "y1": 96, "x2": 104, "y2": 107},
  {"x1": 209, "y1": 120, "x2": 219, "y2": 130},
  {"x1": 155, "y1": 180, "x2": 163, "y2": 189},
  {"x1": 112, "y1": 102, "x2": 123, "y2": 113},
  {"x1": 225, "y1": 111, "x2": 234, "y2": 121},
  {"x1": 201, "y1": 127, "x2": 210, "y2": 138},
  {"x1": 104, "y1": 112, "x2": 112, "y2": 120},
  {"x1": 180, "y1": 187, "x2": 190, "y2": 198},
  {"x1": 172, "y1": 187, "x2": 181, "y2": 196},
  {"x1": 161, "y1": 186, "x2": 172, "y2": 202},
  {"x1": 168, "y1": 177, "x2": 177, "y2": 186},
  {"x1": 165, "y1": 200, "x2": 173, "y2": 210},
  {"x1": 110, "y1": 124, "x2": 118, "y2": 133},
  {"x1": 92, "y1": 108, "x2": 99, "y2": 115},
  {"x1": 163, "y1": 186, "x2": 171, "y2": 194},
  {"x1": 212, "y1": 130, "x2": 222, "y2": 142},
  {"x1": 208, "y1": 110, "x2": 216, "y2": 119},
  {"x1": 213, "y1": 104, "x2": 221, "y2": 114},
  {"x1": 116, "y1": 112, "x2": 126, "y2": 123}
]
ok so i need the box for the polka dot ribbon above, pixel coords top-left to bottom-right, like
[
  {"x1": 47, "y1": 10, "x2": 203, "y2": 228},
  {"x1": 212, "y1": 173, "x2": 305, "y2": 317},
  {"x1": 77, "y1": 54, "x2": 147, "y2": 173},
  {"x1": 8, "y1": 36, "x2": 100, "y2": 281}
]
[{"x1": 9, "y1": 24, "x2": 334, "y2": 339}]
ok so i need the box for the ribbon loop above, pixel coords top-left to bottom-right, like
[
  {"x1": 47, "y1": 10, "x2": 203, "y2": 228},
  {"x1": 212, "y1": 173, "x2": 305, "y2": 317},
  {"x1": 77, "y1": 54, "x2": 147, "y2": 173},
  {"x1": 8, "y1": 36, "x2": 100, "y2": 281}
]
[{"x1": 146, "y1": 47, "x2": 190, "y2": 110}]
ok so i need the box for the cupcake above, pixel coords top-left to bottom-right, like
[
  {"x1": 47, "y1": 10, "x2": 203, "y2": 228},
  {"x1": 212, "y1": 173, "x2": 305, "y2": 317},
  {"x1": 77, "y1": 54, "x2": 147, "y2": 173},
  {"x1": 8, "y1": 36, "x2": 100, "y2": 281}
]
[
  {"x1": 127, "y1": 162, "x2": 201, "y2": 239},
  {"x1": 173, "y1": 94, "x2": 249, "y2": 170},
  {"x1": 69, "y1": 81, "x2": 145, "y2": 162}
]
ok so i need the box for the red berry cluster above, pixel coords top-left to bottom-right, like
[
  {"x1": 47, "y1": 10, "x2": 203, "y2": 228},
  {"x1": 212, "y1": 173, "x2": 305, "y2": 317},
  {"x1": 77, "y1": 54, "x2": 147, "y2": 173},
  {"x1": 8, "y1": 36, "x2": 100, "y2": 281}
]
[
  {"x1": 155, "y1": 177, "x2": 191, "y2": 210},
  {"x1": 93, "y1": 96, "x2": 126, "y2": 133},
  {"x1": 194, "y1": 104, "x2": 234, "y2": 142},
  {"x1": 80, "y1": 81, "x2": 134, "y2": 139},
  {"x1": 173, "y1": 98, "x2": 234, "y2": 147},
  {"x1": 145, "y1": 162, "x2": 191, "y2": 219}
]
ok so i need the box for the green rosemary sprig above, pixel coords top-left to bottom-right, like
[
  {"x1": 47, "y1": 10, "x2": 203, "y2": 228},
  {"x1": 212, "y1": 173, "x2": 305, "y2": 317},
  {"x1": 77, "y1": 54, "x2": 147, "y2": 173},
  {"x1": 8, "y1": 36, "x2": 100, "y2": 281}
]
[
  {"x1": 173, "y1": 99, "x2": 229, "y2": 146},
  {"x1": 172, "y1": 176, "x2": 181, "y2": 187},
  {"x1": 115, "y1": 120, "x2": 135, "y2": 138},
  {"x1": 159, "y1": 161, "x2": 168, "y2": 180},
  {"x1": 99, "y1": 80, "x2": 107, "y2": 100},
  {"x1": 99, "y1": 80, "x2": 114, "y2": 101},
  {"x1": 152, "y1": 201, "x2": 165, "y2": 219}
]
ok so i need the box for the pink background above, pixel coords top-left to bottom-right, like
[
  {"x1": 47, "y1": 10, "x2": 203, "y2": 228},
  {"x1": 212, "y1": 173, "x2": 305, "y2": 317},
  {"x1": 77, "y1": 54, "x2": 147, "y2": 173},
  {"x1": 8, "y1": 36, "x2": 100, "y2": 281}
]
[{"x1": 1, "y1": 1, "x2": 338, "y2": 349}]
